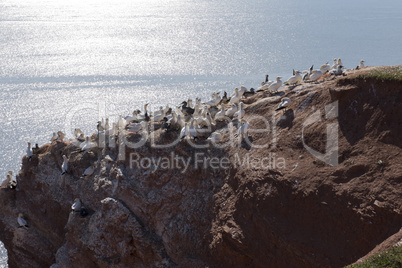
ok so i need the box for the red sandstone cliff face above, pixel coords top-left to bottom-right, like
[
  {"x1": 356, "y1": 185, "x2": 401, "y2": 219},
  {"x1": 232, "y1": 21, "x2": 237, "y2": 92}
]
[{"x1": 0, "y1": 66, "x2": 401, "y2": 267}]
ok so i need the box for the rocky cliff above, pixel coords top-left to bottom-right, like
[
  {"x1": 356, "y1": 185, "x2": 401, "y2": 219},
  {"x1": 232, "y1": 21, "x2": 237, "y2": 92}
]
[{"x1": 1, "y1": 66, "x2": 401, "y2": 267}]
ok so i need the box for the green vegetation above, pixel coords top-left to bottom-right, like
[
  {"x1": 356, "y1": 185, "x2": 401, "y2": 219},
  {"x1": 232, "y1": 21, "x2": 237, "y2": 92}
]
[
  {"x1": 347, "y1": 245, "x2": 402, "y2": 268},
  {"x1": 357, "y1": 66, "x2": 402, "y2": 81}
]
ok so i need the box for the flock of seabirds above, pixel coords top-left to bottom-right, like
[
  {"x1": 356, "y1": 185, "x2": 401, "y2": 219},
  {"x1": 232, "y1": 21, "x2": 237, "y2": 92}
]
[{"x1": 2, "y1": 58, "x2": 366, "y2": 228}]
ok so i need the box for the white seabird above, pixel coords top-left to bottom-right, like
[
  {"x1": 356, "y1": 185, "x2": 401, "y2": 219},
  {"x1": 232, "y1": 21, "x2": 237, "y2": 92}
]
[
  {"x1": 61, "y1": 155, "x2": 68, "y2": 175},
  {"x1": 233, "y1": 102, "x2": 245, "y2": 120},
  {"x1": 268, "y1": 77, "x2": 283, "y2": 92},
  {"x1": 320, "y1": 62, "x2": 331, "y2": 73},
  {"x1": 26, "y1": 142, "x2": 33, "y2": 161},
  {"x1": 331, "y1": 58, "x2": 338, "y2": 70},
  {"x1": 179, "y1": 122, "x2": 189, "y2": 140},
  {"x1": 284, "y1": 71, "x2": 302, "y2": 86},
  {"x1": 127, "y1": 121, "x2": 146, "y2": 134},
  {"x1": 309, "y1": 70, "x2": 323, "y2": 82},
  {"x1": 258, "y1": 75, "x2": 274, "y2": 91},
  {"x1": 17, "y1": 213, "x2": 29, "y2": 229},
  {"x1": 80, "y1": 137, "x2": 97, "y2": 151},
  {"x1": 207, "y1": 132, "x2": 222, "y2": 143},
  {"x1": 71, "y1": 198, "x2": 82, "y2": 212},
  {"x1": 83, "y1": 166, "x2": 95, "y2": 178},
  {"x1": 330, "y1": 65, "x2": 344, "y2": 76},
  {"x1": 225, "y1": 103, "x2": 238, "y2": 118},
  {"x1": 1, "y1": 171, "x2": 13, "y2": 189},
  {"x1": 237, "y1": 119, "x2": 250, "y2": 141},
  {"x1": 359, "y1": 60, "x2": 365, "y2": 69},
  {"x1": 229, "y1": 88, "x2": 241, "y2": 105},
  {"x1": 214, "y1": 107, "x2": 226, "y2": 121},
  {"x1": 188, "y1": 120, "x2": 198, "y2": 141},
  {"x1": 276, "y1": 97, "x2": 291, "y2": 112}
]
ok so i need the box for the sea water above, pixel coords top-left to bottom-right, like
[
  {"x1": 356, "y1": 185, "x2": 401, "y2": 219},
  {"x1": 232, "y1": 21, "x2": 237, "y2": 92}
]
[{"x1": 0, "y1": 0, "x2": 401, "y2": 265}]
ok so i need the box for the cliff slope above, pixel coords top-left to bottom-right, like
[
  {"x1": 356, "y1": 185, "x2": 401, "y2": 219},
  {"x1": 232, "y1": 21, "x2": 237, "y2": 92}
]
[{"x1": 1, "y1": 66, "x2": 401, "y2": 267}]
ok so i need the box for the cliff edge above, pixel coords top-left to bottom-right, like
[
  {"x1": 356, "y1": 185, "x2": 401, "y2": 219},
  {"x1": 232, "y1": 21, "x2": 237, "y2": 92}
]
[{"x1": 1, "y1": 66, "x2": 401, "y2": 267}]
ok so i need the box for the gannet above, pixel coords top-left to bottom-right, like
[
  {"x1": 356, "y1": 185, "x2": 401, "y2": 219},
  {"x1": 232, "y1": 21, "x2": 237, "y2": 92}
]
[
  {"x1": 330, "y1": 65, "x2": 344, "y2": 76},
  {"x1": 206, "y1": 112, "x2": 216, "y2": 126},
  {"x1": 237, "y1": 119, "x2": 250, "y2": 141},
  {"x1": 83, "y1": 166, "x2": 95, "y2": 178},
  {"x1": 26, "y1": 142, "x2": 33, "y2": 161},
  {"x1": 229, "y1": 88, "x2": 241, "y2": 104},
  {"x1": 233, "y1": 102, "x2": 245, "y2": 120},
  {"x1": 309, "y1": 70, "x2": 323, "y2": 82},
  {"x1": 207, "y1": 132, "x2": 222, "y2": 143},
  {"x1": 127, "y1": 121, "x2": 146, "y2": 134},
  {"x1": 243, "y1": 88, "x2": 255, "y2": 98},
  {"x1": 165, "y1": 112, "x2": 178, "y2": 129},
  {"x1": 268, "y1": 77, "x2": 283, "y2": 92},
  {"x1": 71, "y1": 198, "x2": 81, "y2": 212},
  {"x1": 239, "y1": 86, "x2": 247, "y2": 97},
  {"x1": 17, "y1": 213, "x2": 29, "y2": 229},
  {"x1": 97, "y1": 121, "x2": 105, "y2": 134},
  {"x1": 189, "y1": 120, "x2": 198, "y2": 141},
  {"x1": 214, "y1": 107, "x2": 225, "y2": 121},
  {"x1": 1, "y1": 171, "x2": 13, "y2": 189},
  {"x1": 74, "y1": 128, "x2": 84, "y2": 138},
  {"x1": 331, "y1": 59, "x2": 338, "y2": 70},
  {"x1": 302, "y1": 65, "x2": 314, "y2": 81},
  {"x1": 320, "y1": 62, "x2": 331, "y2": 73},
  {"x1": 181, "y1": 101, "x2": 195, "y2": 115},
  {"x1": 177, "y1": 114, "x2": 185, "y2": 128},
  {"x1": 80, "y1": 136, "x2": 97, "y2": 151},
  {"x1": 61, "y1": 155, "x2": 68, "y2": 175},
  {"x1": 180, "y1": 122, "x2": 189, "y2": 140},
  {"x1": 225, "y1": 103, "x2": 238, "y2": 118},
  {"x1": 337, "y1": 58, "x2": 343, "y2": 66},
  {"x1": 276, "y1": 97, "x2": 291, "y2": 112},
  {"x1": 284, "y1": 71, "x2": 302, "y2": 86},
  {"x1": 359, "y1": 60, "x2": 365, "y2": 69},
  {"x1": 57, "y1": 131, "x2": 65, "y2": 142},
  {"x1": 152, "y1": 108, "x2": 165, "y2": 122}
]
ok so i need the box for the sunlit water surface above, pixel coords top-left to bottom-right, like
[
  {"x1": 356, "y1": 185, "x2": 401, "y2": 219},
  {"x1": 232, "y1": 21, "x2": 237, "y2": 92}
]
[{"x1": 1, "y1": 0, "x2": 401, "y2": 265}]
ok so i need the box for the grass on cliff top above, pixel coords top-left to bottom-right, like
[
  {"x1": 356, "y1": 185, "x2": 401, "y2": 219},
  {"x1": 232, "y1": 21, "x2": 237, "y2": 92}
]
[
  {"x1": 347, "y1": 245, "x2": 402, "y2": 268},
  {"x1": 356, "y1": 66, "x2": 402, "y2": 81}
]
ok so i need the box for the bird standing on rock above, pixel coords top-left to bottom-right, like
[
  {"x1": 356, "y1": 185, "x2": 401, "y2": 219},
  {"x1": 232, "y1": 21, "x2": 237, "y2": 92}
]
[
  {"x1": 1, "y1": 171, "x2": 13, "y2": 189},
  {"x1": 61, "y1": 155, "x2": 68, "y2": 175},
  {"x1": 17, "y1": 213, "x2": 29, "y2": 229},
  {"x1": 268, "y1": 77, "x2": 283, "y2": 93},
  {"x1": 71, "y1": 198, "x2": 81, "y2": 212},
  {"x1": 237, "y1": 119, "x2": 250, "y2": 143},
  {"x1": 285, "y1": 71, "x2": 302, "y2": 86},
  {"x1": 26, "y1": 142, "x2": 33, "y2": 161},
  {"x1": 276, "y1": 97, "x2": 291, "y2": 112}
]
